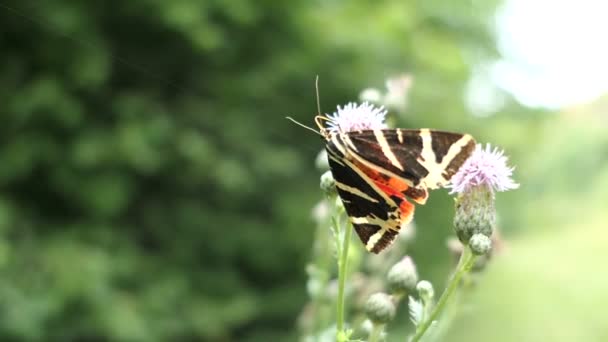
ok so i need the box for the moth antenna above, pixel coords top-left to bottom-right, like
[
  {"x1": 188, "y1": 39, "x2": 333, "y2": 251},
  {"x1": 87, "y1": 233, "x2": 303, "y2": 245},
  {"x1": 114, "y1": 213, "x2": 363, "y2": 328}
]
[
  {"x1": 286, "y1": 116, "x2": 322, "y2": 136},
  {"x1": 313, "y1": 76, "x2": 331, "y2": 136},
  {"x1": 315, "y1": 75, "x2": 322, "y2": 115}
]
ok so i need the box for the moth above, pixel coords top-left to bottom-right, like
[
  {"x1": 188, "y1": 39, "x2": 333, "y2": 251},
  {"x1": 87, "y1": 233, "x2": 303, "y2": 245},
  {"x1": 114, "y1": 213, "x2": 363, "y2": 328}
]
[{"x1": 315, "y1": 115, "x2": 476, "y2": 253}]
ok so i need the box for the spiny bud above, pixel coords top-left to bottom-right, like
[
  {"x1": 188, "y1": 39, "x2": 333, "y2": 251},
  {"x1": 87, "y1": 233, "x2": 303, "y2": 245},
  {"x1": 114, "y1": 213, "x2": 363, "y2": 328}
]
[
  {"x1": 469, "y1": 233, "x2": 492, "y2": 255},
  {"x1": 364, "y1": 292, "x2": 396, "y2": 324},
  {"x1": 416, "y1": 280, "x2": 434, "y2": 303},
  {"x1": 387, "y1": 256, "x2": 418, "y2": 295},
  {"x1": 320, "y1": 170, "x2": 336, "y2": 195},
  {"x1": 453, "y1": 184, "x2": 496, "y2": 243}
]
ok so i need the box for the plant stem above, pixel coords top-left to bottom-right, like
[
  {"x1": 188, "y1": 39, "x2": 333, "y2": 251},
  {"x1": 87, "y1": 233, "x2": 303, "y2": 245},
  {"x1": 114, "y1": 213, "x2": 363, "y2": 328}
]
[
  {"x1": 336, "y1": 219, "x2": 353, "y2": 340},
  {"x1": 368, "y1": 323, "x2": 384, "y2": 342},
  {"x1": 411, "y1": 246, "x2": 477, "y2": 342},
  {"x1": 310, "y1": 200, "x2": 334, "y2": 335},
  {"x1": 431, "y1": 280, "x2": 463, "y2": 342}
]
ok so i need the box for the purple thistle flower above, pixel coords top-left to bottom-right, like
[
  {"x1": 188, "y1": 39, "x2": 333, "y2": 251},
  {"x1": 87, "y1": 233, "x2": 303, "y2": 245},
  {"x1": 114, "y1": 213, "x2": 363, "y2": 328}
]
[
  {"x1": 451, "y1": 144, "x2": 517, "y2": 244},
  {"x1": 449, "y1": 144, "x2": 519, "y2": 194},
  {"x1": 326, "y1": 102, "x2": 387, "y2": 133}
]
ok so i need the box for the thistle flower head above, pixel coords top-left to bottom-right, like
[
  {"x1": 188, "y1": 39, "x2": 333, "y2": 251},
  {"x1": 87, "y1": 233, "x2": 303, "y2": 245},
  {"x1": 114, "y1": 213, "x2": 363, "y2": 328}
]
[
  {"x1": 451, "y1": 144, "x2": 517, "y2": 243},
  {"x1": 364, "y1": 292, "x2": 396, "y2": 324},
  {"x1": 450, "y1": 144, "x2": 519, "y2": 194},
  {"x1": 326, "y1": 102, "x2": 387, "y2": 133}
]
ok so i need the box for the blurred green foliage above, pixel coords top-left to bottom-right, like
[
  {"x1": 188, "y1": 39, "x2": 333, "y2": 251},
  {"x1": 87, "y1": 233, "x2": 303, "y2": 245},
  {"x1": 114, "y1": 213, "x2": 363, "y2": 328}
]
[{"x1": 2, "y1": 0, "x2": 583, "y2": 340}]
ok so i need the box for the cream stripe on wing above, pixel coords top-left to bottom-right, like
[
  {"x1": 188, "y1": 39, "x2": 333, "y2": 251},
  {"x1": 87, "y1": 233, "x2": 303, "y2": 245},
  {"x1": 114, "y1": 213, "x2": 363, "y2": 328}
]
[
  {"x1": 441, "y1": 134, "x2": 474, "y2": 167},
  {"x1": 327, "y1": 152, "x2": 345, "y2": 166},
  {"x1": 418, "y1": 129, "x2": 473, "y2": 189},
  {"x1": 341, "y1": 133, "x2": 359, "y2": 152},
  {"x1": 366, "y1": 227, "x2": 388, "y2": 251},
  {"x1": 397, "y1": 129, "x2": 404, "y2": 143},
  {"x1": 327, "y1": 146, "x2": 398, "y2": 208},
  {"x1": 419, "y1": 129, "x2": 435, "y2": 165},
  {"x1": 374, "y1": 130, "x2": 404, "y2": 171},
  {"x1": 340, "y1": 157, "x2": 398, "y2": 208},
  {"x1": 347, "y1": 152, "x2": 416, "y2": 187},
  {"x1": 330, "y1": 134, "x2": 347, "y2": 157},
  {"x1": 335, "y1": 182, "x2": 379, "y2": 203},
  {"x1": 351, "y1": 216, "x2": 388, "y2": 226}
]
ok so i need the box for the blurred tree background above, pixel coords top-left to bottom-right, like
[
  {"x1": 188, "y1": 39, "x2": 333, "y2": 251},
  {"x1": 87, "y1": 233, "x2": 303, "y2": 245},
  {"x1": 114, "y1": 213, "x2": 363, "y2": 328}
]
[{"x1": 1, "y1": 0, "x2": 607, "y2": 341}]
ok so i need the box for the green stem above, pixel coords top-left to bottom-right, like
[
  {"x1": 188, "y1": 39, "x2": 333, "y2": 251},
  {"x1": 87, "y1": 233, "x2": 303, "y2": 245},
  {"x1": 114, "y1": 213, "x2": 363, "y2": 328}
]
[
  {"x1": 411, "y1": 246, "x2": 477, "y2": 342},
  {"x1": 431, "y1": 280, "x2": 463, "y2": 341},
  {"x1": 368, "y1": 323, "x2": 384, "y2": 342},
  {"x1": 336, "y1": 219, "x2": 353, "y2": 341},
  {"x1": 310, "y1": 200, "x2": 334, "y2": 335}
]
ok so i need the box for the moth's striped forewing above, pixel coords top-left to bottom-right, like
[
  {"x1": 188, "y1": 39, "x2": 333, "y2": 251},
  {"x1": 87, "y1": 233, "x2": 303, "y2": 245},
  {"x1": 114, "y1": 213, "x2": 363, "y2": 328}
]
[{"x1": 326, "y1": 128, "x2": 475, "y2": 253}]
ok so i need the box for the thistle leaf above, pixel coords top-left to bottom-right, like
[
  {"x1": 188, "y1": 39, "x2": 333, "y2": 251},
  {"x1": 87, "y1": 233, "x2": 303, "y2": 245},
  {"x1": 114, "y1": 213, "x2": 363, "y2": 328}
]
[{"x1": 408, "y1": 296, "x2": 424, "y2": 326}]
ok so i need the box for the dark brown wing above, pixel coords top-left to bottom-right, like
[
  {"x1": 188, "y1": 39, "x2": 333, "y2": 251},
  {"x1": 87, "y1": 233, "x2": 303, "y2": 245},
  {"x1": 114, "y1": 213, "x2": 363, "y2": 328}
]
[{"x1": 343, "y1": 129, "x2": 475, "y2": 189}]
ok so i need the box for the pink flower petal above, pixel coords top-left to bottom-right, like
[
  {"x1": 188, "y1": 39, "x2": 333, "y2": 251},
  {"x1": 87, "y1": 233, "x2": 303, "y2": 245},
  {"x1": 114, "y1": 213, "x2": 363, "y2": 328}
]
[
  {"x1": 326, "y1": 102, "x2": 387, "y2": 133},
  {"x1": 449, "y1": 144, "x2": 519, "y2": 194}
]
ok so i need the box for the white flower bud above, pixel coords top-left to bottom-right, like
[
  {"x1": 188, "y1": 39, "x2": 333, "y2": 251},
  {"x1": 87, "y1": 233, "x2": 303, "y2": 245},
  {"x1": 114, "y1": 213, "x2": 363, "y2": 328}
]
[
  {"x1": 387, "y1": 256, "x2": 418, "y2": 295},
  {"x1": 319, "y1": 170, "x2": 335, "y2": 195},
  {"x1": 364, "y1": 292, "x2": 396, "y2": 324},
  {"x1": 469, "y1": 233, "x2": 492, "y2": 255},
  {"x1": 416, "y1": 280, "x2": 434, "y2": 303}
]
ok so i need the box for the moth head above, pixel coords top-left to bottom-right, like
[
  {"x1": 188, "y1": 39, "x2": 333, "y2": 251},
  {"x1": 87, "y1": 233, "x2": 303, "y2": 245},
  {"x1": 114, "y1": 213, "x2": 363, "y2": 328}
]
[{"x1": 315, "y1": 115, "x2": 332, "y2": 139}]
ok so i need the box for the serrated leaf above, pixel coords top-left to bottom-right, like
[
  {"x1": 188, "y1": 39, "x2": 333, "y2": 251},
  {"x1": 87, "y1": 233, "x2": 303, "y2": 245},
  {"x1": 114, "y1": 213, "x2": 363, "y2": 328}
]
[{"x1": 408, "y1": 296, "x2": 424, "y2": 326}]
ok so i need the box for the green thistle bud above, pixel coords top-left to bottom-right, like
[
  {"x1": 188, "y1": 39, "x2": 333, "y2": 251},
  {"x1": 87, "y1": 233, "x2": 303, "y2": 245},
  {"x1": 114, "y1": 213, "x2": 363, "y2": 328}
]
[
  {"x1": 447, "y1": 236, "x2": 493, "y2": 272},
  {"x1": 453, "y1": 184, "x2": 496, "y2": 243},
  {"x1": 364, "y1": 292, "x2": 396, "y2": 324},
  {"x1": 387, "y1": 256, "x2": 418, "y2": 295},
  {"x1": 319, "y1": 170, "x2": 336, "y2": 196},
  {"x1": 450, "y1": 144, "x2": 519, "y2": 243},
  {"x1": 416, "y1": 280, "x2": 434, "y2": 303},
  {"x1": 469, "y1": 233, "x2": 492, "y2": 255}
]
